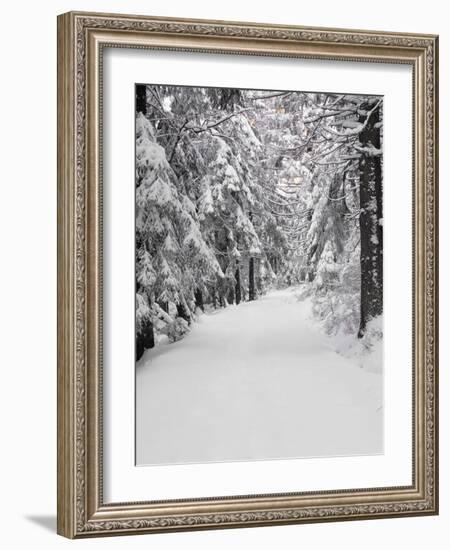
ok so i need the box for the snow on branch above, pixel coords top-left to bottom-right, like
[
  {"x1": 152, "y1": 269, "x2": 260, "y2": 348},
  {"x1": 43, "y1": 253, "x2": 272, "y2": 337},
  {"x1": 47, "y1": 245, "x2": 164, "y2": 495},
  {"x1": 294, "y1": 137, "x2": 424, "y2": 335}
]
[
  {"x1": 186, "y1": 108, "x2": 255, "y2": 134},
  {"x1": 304, "y1": 108, "x2": 356, "y2": 124},
  {"x1": 248, "y1": 91, "x2": 293, "y2": 101},
  {"x1": 320, "y1": 100, "x2": 382, "y2": 138},
  {"x1": 353, "y1": 144, "x2": 382, "y2": 157}
]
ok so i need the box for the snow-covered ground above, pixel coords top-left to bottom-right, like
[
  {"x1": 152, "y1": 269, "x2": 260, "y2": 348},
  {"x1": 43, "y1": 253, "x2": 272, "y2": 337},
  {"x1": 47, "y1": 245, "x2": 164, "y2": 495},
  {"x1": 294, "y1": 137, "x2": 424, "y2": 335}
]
[{"x1": 136, "y1": 288, "x2": 383, "y2": 465}]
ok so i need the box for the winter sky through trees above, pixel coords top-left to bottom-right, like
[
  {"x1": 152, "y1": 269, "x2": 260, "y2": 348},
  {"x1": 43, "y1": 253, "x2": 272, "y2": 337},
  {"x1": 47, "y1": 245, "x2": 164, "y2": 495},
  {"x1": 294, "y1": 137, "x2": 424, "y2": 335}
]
[{"x1": 135, "y1": 83, "x2": 384, "y2": 466}]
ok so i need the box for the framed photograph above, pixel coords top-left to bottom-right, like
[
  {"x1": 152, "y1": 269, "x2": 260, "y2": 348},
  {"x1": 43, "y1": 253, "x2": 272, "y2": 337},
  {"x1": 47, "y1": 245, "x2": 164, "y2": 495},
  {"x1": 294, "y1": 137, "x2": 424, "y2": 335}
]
[{"x1": 57, "y1": 11, "x2": 439, "y2": 538}]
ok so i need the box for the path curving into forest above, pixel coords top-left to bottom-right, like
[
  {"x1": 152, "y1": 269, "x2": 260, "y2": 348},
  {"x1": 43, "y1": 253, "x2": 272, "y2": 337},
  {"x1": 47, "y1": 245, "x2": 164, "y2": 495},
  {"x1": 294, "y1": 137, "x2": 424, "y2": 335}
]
[{"x1": 136, "y1": 288, "x2": 382, "y2": 466}]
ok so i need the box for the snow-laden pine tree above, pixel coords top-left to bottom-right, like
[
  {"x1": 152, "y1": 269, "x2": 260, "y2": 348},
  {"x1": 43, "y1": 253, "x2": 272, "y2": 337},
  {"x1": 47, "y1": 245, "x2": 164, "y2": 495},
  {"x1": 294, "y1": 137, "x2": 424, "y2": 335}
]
[{"x1": 135, "y1": 86, "x2": 223, "y2": 359}]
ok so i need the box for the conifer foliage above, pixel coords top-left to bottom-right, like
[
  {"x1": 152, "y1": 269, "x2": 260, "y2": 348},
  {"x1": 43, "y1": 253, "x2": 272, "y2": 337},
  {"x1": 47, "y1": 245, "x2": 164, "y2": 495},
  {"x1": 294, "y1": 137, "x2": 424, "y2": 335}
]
[{"x1": 135, "y1": 85, "x2": 383, "y2": 359}]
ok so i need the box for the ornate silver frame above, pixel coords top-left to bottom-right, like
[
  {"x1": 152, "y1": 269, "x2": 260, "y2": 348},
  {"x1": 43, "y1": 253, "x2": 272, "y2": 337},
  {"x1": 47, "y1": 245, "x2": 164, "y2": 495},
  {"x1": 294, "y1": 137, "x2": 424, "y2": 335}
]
[{"x1": 57, "y1": 11, "x2": 439, "y2": 538}]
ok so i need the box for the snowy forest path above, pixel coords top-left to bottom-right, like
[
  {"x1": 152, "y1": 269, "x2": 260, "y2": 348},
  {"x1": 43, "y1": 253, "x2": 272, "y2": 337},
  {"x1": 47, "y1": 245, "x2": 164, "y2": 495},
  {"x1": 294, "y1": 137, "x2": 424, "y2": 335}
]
[{"x1": 137, "y1": 288, "x2": 382, "y2": 465}]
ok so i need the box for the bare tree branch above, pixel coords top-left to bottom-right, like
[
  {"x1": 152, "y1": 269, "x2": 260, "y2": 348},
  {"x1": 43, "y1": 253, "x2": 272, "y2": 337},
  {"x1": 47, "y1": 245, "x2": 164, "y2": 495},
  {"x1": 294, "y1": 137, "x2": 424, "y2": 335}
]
[{"x1": 248, "y1": 91, "x2": 293, "y2": 101}]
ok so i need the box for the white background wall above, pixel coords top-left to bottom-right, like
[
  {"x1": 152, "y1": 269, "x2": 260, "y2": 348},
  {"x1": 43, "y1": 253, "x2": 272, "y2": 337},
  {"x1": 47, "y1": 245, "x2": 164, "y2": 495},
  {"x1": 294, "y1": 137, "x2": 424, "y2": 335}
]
[{"x1": 0, "y1": 0, "x2": 446, "y2": 548}]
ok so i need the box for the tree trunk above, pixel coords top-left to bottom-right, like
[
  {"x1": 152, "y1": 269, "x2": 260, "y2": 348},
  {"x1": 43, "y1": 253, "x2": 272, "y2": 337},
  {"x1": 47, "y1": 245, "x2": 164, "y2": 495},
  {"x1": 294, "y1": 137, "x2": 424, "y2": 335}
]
[
  {"x1": 136, "y1": 317, "x2": 155, "y2": 361},
  {"x1": 194, "y1": 289, "x2": 204, "y2": 312},
  {"x1": 136, "y1": 84, "x2": 147, "y2": 115},
  {"x1": 235, "y1": 267, "x2": 241, "y2": 305},
  {"x1": 249, "y1": 257, "x2": 255, "y2": 301},
  {"x1": 273, "y1": 256, "x2": 278, "y2": 275},
  {"x1": 136, "y1": 282, "x2": 154, "y2": 361},
  {"x1": 256, "y1": 259, "x2": 262, "y2": 294},
  {"x1": 227, "y1": 286, "x2": 235, "y2": 305},
  {"x1": 135, "y1": 85, "x2": 150, "y2": 361},
  {"x1": 358, "y1": 101, "x2": 383, "y2": 337},
  {"x1": 176, "y1": 302, "x2": 191, "y2": 325}
]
